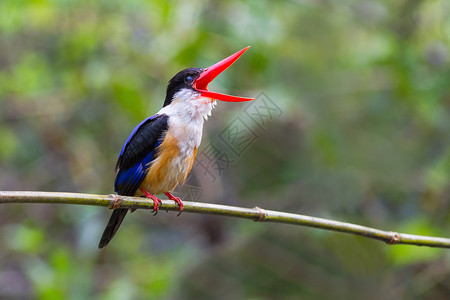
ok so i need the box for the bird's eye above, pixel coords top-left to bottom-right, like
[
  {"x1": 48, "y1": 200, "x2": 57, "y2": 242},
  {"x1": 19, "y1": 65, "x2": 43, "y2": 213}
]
[{"x1": 185, "y1": 75, "x2": 194, "y2": 84}]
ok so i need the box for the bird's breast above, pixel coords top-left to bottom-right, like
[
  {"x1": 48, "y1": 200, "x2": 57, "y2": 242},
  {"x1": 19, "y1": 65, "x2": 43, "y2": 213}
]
[{"x1": 140, "y1": 121, "x2": 202, "y2": 194}]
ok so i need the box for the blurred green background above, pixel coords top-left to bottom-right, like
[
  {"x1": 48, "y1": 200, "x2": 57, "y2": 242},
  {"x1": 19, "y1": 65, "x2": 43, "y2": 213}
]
[{"x1": 0, "y1": 0, "x2": 449, "y2": 299}]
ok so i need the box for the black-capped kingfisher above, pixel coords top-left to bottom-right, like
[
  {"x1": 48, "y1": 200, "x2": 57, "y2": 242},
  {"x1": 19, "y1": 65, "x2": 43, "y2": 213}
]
[{"x1": 99, "y1": 47, "x2": 254, "y2": 248}]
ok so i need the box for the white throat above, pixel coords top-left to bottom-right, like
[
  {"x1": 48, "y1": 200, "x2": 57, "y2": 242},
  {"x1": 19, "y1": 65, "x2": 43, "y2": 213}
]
[
  {"x1": 160, "y1": 89, "x2": 216, "y2": 121},
  {"x1": 158, "y1": 88, "x2": 217, "y2": 149}
]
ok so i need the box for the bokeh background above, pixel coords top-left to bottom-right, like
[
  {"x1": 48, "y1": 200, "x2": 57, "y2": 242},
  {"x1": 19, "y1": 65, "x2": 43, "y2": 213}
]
[{"x1": 0, "y1": 0, "x2": 449, "y2": 299}]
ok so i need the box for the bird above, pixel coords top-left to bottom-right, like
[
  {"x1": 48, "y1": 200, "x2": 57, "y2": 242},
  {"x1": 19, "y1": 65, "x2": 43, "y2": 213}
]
[{"x1": 98, "y1": 47, "x2": 254, "y2": 248}]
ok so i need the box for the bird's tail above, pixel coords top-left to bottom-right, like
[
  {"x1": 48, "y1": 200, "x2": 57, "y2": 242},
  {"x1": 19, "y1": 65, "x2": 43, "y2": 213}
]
[{"x1": 98, "y1": 208, "x2": 128, "y2": 248}]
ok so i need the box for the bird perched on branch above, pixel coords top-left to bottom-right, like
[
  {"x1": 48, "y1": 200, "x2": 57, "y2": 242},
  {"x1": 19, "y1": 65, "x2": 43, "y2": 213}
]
[{"x1": 99, "y1": 47, "x2": 254, "y2": 248}]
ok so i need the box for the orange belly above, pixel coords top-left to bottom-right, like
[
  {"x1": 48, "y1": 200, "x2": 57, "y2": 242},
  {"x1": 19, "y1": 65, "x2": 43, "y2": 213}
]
[{"x1": 138, "y1": 131, "x2": 197, "y2": 196}]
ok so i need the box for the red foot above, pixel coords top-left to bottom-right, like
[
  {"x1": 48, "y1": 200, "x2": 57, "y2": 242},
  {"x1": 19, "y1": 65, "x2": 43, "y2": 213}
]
[
  {"x1": 164, "y1": 192, "x2": 184, "y2": 215},
  {"x1": 140, "y1": 188, "x2": 162, "y2": 214}
]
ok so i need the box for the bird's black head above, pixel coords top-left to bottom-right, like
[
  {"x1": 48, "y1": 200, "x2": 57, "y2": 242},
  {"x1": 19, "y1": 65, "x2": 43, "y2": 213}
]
[
  {"x1": 162, "y1": 47, "x2": 254, "y2": 107},
  {"x1": 163, "y1": 68, "x2": 203, "y2": 107}
]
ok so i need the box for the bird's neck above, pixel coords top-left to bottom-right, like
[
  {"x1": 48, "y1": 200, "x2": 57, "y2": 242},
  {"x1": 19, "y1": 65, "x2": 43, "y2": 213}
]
[
  {"x1": 160, "y1": 89, "x2": 216, "y2": 121},
  {"x1": 158, "y1": 89, "x2": 216, "y2": 151}
]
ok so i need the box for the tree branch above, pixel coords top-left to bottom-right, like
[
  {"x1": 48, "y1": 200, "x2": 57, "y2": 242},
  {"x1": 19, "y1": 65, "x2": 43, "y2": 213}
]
[{"x1": 1, "y1": 191, "x2": 449, "y2": 249}]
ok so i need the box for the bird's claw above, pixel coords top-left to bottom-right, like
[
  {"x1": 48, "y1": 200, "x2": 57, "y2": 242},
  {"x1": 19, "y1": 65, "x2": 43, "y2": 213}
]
[
  {"x1": 164, "y1": 192, "x2": 184, "y2": 216},
  {"x1": 140, "y1": 188, "x2": 162, "y2": 216},
  {"x1": 152, "y1": 198, "x2": 163, "y2": 215}
]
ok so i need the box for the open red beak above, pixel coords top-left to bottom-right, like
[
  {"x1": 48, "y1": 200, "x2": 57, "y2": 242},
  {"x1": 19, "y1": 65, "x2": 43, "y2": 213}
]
[{"x1": 193, "y1": 46, "x2": 254, "y2": 102}]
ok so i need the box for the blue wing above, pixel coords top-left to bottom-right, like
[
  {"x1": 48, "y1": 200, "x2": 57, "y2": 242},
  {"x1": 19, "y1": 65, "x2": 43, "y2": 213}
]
[{"x1": 114, "y1": 114, "x2": 169, "y2": 196}]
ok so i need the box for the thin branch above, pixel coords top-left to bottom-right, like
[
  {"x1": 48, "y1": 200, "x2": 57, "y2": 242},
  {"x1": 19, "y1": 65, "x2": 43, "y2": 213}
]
[{"x1": 1, "y1": 191, "x2": 449, "y2": 249}]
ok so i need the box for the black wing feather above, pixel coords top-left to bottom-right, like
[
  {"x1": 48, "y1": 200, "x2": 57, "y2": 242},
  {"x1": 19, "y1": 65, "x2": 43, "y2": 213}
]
[
  {"x1": 116, "y1": 114, "x2": 169, "y2": 171},
  {"x1": 99, "y1": 114, "x2": 169, "y2": 248}
]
